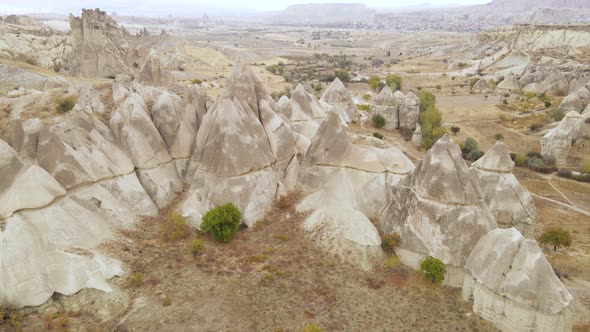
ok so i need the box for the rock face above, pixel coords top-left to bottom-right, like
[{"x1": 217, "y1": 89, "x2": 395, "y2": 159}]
[
  {"x1": 68, "y1": 9, "x2": 131, "y2": 77},
  {"x1": 471, "y1": 79, "x2": 492, "y2": 93},
  {"x1": 541, "y1": 110, "x2": 584, "y2": 164},
  {"x1": 135, "y1": 50, "x2": 174, "y2": 87},
  {"x1": 182, "y1": 64, "x2": 297, "y2": 227},
  {"x1": 297, "y1": 110, "x2": 414, "y2": 270},
  {"x1": 281, "y1": 84, "x2": 327, "y2": 141},
  {"x1": 471, "y1": 142, "x2": 536, "y2": 237},
  {"x1": 380, "y1": 135, "x2": 497, "y2": 286},
  {"x1": 463, "y1": 228, "x2": 573, "y2": 332},
  {"x1": 558, "y1": 85, "x2": 590, "y2": 113},
  {"x1": 370, "y1": 86, "x2": 399, "y2": 130},
  {"x1": 399, "y1": 92, "x2": 420, "y2": 130},
  {"x1": 321, "y1": 78, "x2": 357, "y2": 122},
  {"x1": 497, "y1": 73, "x2": 521, "y2": 91}
]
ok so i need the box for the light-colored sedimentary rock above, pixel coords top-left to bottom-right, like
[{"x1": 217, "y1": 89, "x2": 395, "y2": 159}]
[
  {"x1": 68, "y1": 9, "x2": 131, "y2": 77},
  {"x1": 471, "y1": 79, "x2": 492, "y2": 93},
  {"x1": 471, "y1": 141, "x2": 535, "y2": 237},
  {"x1": 463, "y1": 228, "x2": 573, "y2": 332},
  {"x1": 497, "y1": 73, "x2": 520, "y2": 91},
  {"x1": 182, "y1": 65, "x2": 297, "y2": 227},
  {"x1": 321, "y1": 77, "x2": 357, "y2": 122},
  {"x1": 399, "y1": 91, "x2": 420, "y2": 130},
  {"x1": 411, "y1": 126, "x2": 422, "y2": 147},
  {"x1": 541, "y1": 111, "x2": 583, "y2": 165},
  {"x1": 370, "y1": 86, "x2": 399, "y2": 130},
  {"x1": 381, "y1": 135, "x2": 497, "y2": 286}
]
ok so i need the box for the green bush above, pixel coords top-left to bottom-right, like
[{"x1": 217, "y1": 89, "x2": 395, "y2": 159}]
[
  {"x1": 191, "y1": 79, "x2": 202, "y2": 85},
  {"x1": 420, "y1": 256, "x2": 446, "y2": 284},
  {"x1": 540, "y1": 228, "x2": 572, "y2": 251},
  {"x1": 55, "y1": 96, "x2": 76, "y2": 113},
  {"x1": 371, "y1": 114, "x2": 386, "y2": 128},
  {"x1": 494, "y1": 133, "x2": 504, "y2": 141},
  {"x1": 551, "y1": 109, "x2": 565, "y2": 121},
  {"x1": 469, "y1": 78, "x2": 479, "y2": 88},
  {"x1": 302, "y1": 323, "x2": 323, "y2": 332},
  {"x1": 357, "y1": 104, "x2": 370, "y2": 111},
  {"x1": 362, "y1": 93, "x2": 371, "y2": 101},
  {"x1": 450, "y1": 126, "x2": 460, "y2": 135},
  {"x1": 188, "y1": 238, "x2": 205, "y2": 258},
  {"x1": 466, "y1": 149, "x2": 484, "y2": 161},
  {"x1": 368, "y1": 75, "x2": 380, "y2": 91},
  {"x1": 462, "y1": 137, "x2": 479, "y2": 154},
  {"x1": 385, "y1": 74, "x2": 402, "y2": 91},
  {"x1": 335, "y1": 68, "x2": 350, "y2": 82},
  {"x1": 200, "y1": 203, "x2": 241, "y2": 242},
  {"x1": 544, "y1": 101, "x2": 552, "y2": 108},
  {"x1": 373, "y1": 132, "x2": 384, "y2": 140},
  {"x1": 515, "y1": 154, "x2": 526, "y2": 166},
  {"x1": 529, "y1": 123, "x2": 543, "y2": 132}
]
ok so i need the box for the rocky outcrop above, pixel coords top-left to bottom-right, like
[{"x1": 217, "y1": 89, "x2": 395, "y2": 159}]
[
  {"x1": 135, "y1": 50, "x2": 174, "y2": 87},
  {"x1": 281, "y1": 84, "x2": 327, "y2": 141},
  {"x1": 68, "y1": 9, "x2": 131, "y2": 77},
  {"x1": 182, "y1": 64, "x2": 297, "y2": 227},
  {"x1": 537, "y1": 70, "x2": 569, "y2": 95},
  {"x1": 463, "y1": 228, "x2": 573, "y2": 332},
  {"x1": 471, "y1": 79, "x2": 492, "y2": 93},
  {"x1": 497, "y1": 73, "x2": 520, "y2": 91},
  {"x1": 470, "y1": 142, "x2": 536, "y2": 237},
  {"x1": 411, "y1": 126, "x2": 422, "y2": 147},
  {"x1": 297, "y1": 110, "x2": 414, "y2": 269},
  {"x1": 399, "y1": 92, "x2": 420, "y2": 130},
  {"x1": 321, "y1": 78, "x2": 357, "y2": 122},
  {"x1": 380, "y1": 135, "x2": 497, "y2": 286},
  {"x1": 541, "y1": 111, "x2": 584, "y2": 165},
  {"x1": 558, "y1": 86, "x2": 590, "y2": 113},
  {"x1": 370, "y1": 86, "x2": 398, "y2": 130}
]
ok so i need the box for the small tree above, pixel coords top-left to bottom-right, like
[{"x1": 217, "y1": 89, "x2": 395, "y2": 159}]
[
  {"x1": 381, "y1": 232, "x2": 401, "y2": 253},
  {"x1": 368, "y1": 75, "x2": 381, "y2": 91},
  {"x1": 385, "y1": 74, "x2": 402, "y2": 91},
  {"x1": 540, "y1": 228, "x2": 572, "y2": 252},
  {"x1": 494, "y1": 133, "x2": 504, "y2": 141},
  {"x1": 200, "y1": 203, "x2": 241, "y2": 242},
  {"x1": 420, "y1": 256, "x2": 446, "y2": 284},
  {"x1": 450, "y1": 126, "x2": 460, "y2": 135},
  {"x1": 371, "y1": 114, "x2": 386, "y2": 129},
  {"x1": 462, "y1": 137, "x2": 479, "y2": 154}
]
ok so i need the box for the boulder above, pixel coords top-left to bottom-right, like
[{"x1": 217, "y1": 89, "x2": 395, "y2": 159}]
[
  {"x1": 320, "y1": 77, "x2": 357, "y2": 122},
  {"x1": 471, "y1": 142, "x2": 536, "y2": 237},
  {"x1": 463, "y1": 228, "x2": 572, "y2": 332},
  {"x1": 380, "y1": 135, "x2": 497, "y2": 286},
  {"x1": 411, "y1": 126, "x2": 422, "y2": 147}
]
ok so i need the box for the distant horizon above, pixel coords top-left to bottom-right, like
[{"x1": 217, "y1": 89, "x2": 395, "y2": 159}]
[{"x1": 0, "y1": 0, "x2": 491, "y2": 17}]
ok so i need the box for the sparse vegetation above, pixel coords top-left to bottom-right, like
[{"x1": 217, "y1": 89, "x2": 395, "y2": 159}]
[
  {"x1": 302, "y1": 323, "x2": 324, "y2": 332},
  {"x1": 362, "y1": 93, "x2": 371, "y2": 101},
  {"x1": 382, "y1": 232, "x2": 401, "y2": 253},
  {"x1": 371, "y1": 114, "x2": 386, "y2": 128},
  {"x1": 188, "y1": 238, "x2": 205, "y2": 258},
  {"x1": 277, "y1": 194, "x2": 297, "y2": 209},
  {"x1": 529, "y1": 123, "x2": 543, "y2": 132},
  {"x1": 161, "y1": 211, "x2": 190, "y2": 241},
  {"x1": 540, "y1": 228, "x2": 572, "y2": 252},
  {"x1": 469, "y1": 78, "x2": 479, "y2": 89},
  {"x1": 191, "y1": 78, "x2": 202, "y2": 85},
  {"x1": 418, "y1": 90, "x2": 443, "y2": 149},
  {"x1": 384, "y1": 256, "x2": 399, "y2": 270},
  {"x1": 368, "y1": 75, "x2": 381, "y2": 91},
  {"x1": 514, "y1": 154, "x2": 527, "y2": 167},
  {"x1": 132, "y1": 272, "x2": 143, "y2": 286},
  {"x1": 200, "y1": 203, "x2": 241, "y2": 242},
  {"x1": 494, "y1": 133, "x2": 504, "y2": 141},
  {"x1": 373, "y1": 132, "x2": 384, "y2": 139},
  {"x1": 334, "y1": 68, "x2": 350, "y2": 82},
  {"x1": 55, "y1": 96, "x2": 76, "y2": 113},
  {"x1": 357, "y1": 104, "x2": 370, "y2": 111},
  {"x1": 420, "y1": 256, "x2": 446, "y2": 284},
  {"x1": 385, "y1": 74, "x2": 402, "y2": 91}
]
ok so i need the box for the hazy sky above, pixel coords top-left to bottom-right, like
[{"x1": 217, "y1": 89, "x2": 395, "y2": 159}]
[{"x1": 0, "y1": 0, "x2": 491, "y2": 16}]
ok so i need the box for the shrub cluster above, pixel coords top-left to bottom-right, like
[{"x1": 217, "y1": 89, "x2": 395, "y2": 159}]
[
  {"x1": 161, "y1": 212, "x2": 190, "y2": 241},
  {"x1": 381, "y1": 232, "x2": 401, "y2": 253},
  {"x1": 372, "y1": 132, "x2": 384, "y2": 140},
  {"x1": 417, "y1": 90, "x2": 443, "y2": 149},
  {"x1": 55, "y1": 96, "x2": 76, "y2": 113},
  {"x1": 200, "y1": 203, "x2": 241, "y2": 242},
  {"x1": 420, "y1": 256, "x2": 446, "y2": 284},
  {"x1": 371, "y1": 114, "x2": 386, "y2": 128},
  {"x1": 461, "y1": 137, "x2": 484, "y2": 161}
]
